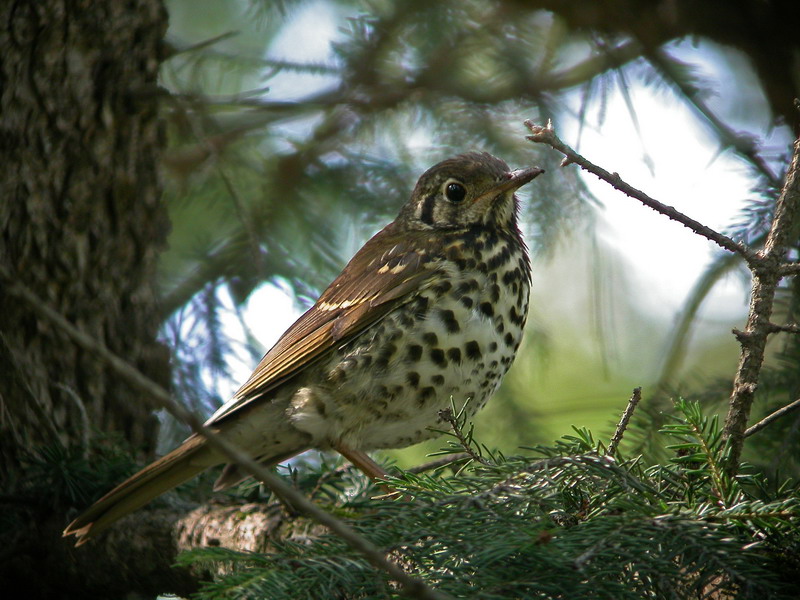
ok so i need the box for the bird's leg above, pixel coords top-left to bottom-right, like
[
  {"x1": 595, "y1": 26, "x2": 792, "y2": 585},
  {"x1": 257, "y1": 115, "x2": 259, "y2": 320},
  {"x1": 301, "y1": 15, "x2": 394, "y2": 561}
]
[
  {"x1": 332, "y1": 443, "x2": 414, "y2": 500},
  {"x1": 332, "y1": 442, "x2": 391, "y2": 481}
]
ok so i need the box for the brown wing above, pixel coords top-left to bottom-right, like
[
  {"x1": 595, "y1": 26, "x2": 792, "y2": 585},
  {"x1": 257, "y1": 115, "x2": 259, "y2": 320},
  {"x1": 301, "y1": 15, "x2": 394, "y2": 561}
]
[{"x1": 207, "y1": 226, "x2": 437, "y2": 425}]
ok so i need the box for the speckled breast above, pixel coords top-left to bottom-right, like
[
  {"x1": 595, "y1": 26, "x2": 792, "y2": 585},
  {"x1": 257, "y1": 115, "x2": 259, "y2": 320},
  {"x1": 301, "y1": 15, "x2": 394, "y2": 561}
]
[{"x1": 289, "y1": 226, "x2": 531, "y2": 450}]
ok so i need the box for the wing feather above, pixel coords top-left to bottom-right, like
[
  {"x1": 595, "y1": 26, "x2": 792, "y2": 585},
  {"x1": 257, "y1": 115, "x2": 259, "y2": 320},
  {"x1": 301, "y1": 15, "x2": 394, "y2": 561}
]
[{"x1": 208, "y1": 227, "x2": 436, "y2": 425}]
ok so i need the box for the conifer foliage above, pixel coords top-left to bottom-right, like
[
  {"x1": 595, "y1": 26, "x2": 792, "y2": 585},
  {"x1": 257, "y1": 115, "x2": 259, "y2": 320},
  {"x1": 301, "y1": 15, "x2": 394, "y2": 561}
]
[{"x1": 179, "y1": 399, "x2": 799, "y2": 599}]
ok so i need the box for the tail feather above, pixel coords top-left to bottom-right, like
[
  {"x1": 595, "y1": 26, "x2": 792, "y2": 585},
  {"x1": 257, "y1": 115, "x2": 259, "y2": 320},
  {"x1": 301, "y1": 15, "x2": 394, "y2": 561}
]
[
  {"x1": 64, "y1": 398, "x2": 314, "y2": 546},
  {"x1": 63, "y1": 435, "x2": 216, "y2": 545}
]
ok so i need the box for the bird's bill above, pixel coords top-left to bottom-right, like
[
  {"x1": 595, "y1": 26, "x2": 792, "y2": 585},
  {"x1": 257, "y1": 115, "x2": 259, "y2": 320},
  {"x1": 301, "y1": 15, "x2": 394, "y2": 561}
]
[{"x1": 471, "y1": 165, "x2": 545, "y2": 205}]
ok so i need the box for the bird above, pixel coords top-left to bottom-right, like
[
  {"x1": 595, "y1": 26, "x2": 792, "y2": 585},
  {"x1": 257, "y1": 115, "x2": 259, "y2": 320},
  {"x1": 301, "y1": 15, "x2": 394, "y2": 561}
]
[{"x1": 63, "y1": 152, "x2": 544, "y2": 545}]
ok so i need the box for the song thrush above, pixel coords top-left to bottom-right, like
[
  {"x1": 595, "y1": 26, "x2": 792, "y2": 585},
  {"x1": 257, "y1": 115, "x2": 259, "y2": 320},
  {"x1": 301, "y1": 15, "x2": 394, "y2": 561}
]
[{"x1": 64, "y1": 152, "x2": 544, "y2": 545}]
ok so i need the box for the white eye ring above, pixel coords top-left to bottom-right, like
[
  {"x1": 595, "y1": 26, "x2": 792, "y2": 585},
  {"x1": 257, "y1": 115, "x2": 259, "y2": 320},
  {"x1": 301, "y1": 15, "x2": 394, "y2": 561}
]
[{"x1": 442, "y1": 179, "x2": 467, "y2": 203}]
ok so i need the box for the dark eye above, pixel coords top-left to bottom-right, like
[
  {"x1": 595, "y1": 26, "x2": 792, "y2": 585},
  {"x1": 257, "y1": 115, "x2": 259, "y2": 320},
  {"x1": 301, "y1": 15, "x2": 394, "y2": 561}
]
[{"x1": 444, "y1": 181, "x2": 467, "y2": 203}]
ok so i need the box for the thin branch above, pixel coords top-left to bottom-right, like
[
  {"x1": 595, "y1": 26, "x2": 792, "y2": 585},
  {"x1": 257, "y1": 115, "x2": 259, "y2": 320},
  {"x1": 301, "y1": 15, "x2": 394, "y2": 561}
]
[
  {"x1": 524, "y1": 120, "x2": 758, "y2": 264},
  {"x1": 606, "y1": 387, "x2": 642, "y2": 457},
  {"x1": 164, "y1": 91, "x2": 337, "y2": 112},
  {"x1": 2, "y1": 272, "x2": 453, "y2": 600},
  {"x1": 409, "y1": 454, "x2": 471, "y2": 474},
  {"x1": 541, "y1": 40, "x2": 643, "y2": 91},
  {"x1": 722, "y1": 133, "x2": 800, "y2": 471},
  {"x1": 744, "y1": 398, "x2": 800, "y2": 438},
  {"x1": 766, "y1": 322, "x2": 800, "y2": 335},
  {"x1": 780, "y1": 263, "x2": 800, "y2": 275},
  {"x1": 164, "y1": 31, "x2": 240, "y2": 59}
]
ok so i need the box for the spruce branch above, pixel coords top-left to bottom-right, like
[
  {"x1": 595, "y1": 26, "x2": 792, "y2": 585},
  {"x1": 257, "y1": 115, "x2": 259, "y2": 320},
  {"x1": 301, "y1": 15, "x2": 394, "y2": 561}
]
[
  {"x1": 176, "y1": 420, "x2": 798, "y2": 599},
  {"x1": 676, "y1": 401, "x2": 731, "y2": 504},
  {"x1": 437, "y1": 407, "x2": 491, "y2": 467}
]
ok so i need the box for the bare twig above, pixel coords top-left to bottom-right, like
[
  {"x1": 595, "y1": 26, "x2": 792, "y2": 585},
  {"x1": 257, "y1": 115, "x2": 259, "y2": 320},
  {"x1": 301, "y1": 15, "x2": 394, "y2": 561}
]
[
  {"x1": 780, "y1": 263, "x2": 800, "y2": 275},
  {"x1": 409, "y1": 453, "x2": 471, "y2": 474},
  {"x1": 606, "y1": 387, "x2": 642, "y2": 457},
  {"x1": 766, "y1": 322, "x2": 800, "y2": 335},
  {"x1": 524, "y1": 120, "x2": 758, "y2": 264},
  {"x1": 3, "y1": 273, "x2": 453, "y2": 600},
  {"x1": 744, "y1": 399, "x2": 800, "y2": 438}
]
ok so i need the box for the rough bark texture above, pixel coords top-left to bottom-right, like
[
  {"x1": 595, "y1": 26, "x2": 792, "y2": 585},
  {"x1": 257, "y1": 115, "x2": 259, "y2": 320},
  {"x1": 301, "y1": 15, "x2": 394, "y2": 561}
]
[
  {"x1": 0, "y1": 0, "x2": 169, "y2": 472},
  {"x1": 724, "y1": 135, "x2": 800, "y2": 469},
  {"x1": 0, "y1": 0, "x2": 170, "y2": 597}
]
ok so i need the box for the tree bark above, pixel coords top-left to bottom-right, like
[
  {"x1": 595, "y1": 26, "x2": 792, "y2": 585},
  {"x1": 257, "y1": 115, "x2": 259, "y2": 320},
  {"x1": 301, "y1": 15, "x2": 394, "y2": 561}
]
[
  {"x1": 0, "y1": 0, "x2": 169, "y2": 473},
  {"x1": 57, "y1": 499, "x2": 306, "y2": 598},
  {"x1": 0, "y1": 0, "x2": 170, "y2": 596}
]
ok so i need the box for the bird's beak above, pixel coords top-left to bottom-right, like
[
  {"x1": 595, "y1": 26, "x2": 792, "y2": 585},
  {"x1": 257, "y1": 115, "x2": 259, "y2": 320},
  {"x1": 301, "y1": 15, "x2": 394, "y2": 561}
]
[{"x1": 471, "y1": 166, "x2": 545, "y2": 206}]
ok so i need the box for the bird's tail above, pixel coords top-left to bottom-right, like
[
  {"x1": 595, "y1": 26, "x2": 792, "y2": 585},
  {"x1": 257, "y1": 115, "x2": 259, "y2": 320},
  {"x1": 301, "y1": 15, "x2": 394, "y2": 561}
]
[{"x1": 63, "y1": 435, "x2": 217, "y2": 546}]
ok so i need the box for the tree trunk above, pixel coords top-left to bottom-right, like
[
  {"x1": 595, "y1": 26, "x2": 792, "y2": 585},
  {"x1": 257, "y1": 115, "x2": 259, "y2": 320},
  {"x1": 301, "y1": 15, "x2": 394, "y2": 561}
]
[{"x1": 0, "y1": 0, "x2": 170, "y2": 596}]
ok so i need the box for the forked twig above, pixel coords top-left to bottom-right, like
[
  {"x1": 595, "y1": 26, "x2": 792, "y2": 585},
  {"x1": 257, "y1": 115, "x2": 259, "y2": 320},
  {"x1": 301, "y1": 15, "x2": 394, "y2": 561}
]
[{"x1": 525, "y1": 119, "x2": 800, "y2": 474}]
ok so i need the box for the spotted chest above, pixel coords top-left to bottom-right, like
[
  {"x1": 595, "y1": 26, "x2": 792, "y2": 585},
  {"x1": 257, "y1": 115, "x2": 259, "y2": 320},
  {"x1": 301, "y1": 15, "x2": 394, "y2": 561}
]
[{"x1": 287, "y1": 227, "x2": 531, "y2": 450}]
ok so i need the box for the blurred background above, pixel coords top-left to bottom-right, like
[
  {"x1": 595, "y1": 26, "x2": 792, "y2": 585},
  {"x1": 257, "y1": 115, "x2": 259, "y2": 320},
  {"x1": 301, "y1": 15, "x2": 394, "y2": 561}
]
[{"x1": 157, "y1": 0, "x2": 798, "y2": 470}]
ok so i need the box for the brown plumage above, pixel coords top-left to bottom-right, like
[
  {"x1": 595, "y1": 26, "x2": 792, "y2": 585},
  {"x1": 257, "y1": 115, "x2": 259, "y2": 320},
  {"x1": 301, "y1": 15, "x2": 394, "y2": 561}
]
[{"x1": 63, "y1": 152, "x2": 543, "y2": 545}]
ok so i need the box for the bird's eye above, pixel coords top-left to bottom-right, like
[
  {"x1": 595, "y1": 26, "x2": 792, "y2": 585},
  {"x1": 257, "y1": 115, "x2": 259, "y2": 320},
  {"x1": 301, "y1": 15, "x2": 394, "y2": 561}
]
[{"x1": 444, "y1": 181, "x2": 467, "y2": 203}]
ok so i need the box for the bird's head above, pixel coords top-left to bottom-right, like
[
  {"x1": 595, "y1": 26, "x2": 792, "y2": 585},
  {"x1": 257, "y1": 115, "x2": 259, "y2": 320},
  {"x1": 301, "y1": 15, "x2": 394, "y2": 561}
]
[{"x1": 399, "y1": 152, "x2": 544, "y2": 231}]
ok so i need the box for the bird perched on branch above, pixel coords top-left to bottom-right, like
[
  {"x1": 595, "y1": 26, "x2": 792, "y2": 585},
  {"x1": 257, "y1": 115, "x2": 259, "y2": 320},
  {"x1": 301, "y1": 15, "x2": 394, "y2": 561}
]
[{"x1": 64, "y1": 152, "x2": 544, "y2": 545}]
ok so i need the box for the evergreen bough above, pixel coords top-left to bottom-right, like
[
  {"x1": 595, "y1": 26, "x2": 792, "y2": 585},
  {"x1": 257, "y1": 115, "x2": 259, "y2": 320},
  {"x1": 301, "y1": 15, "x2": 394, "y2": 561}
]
[{"x1": 178, "y1": 399, "x2": 800, "y2": 599}]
